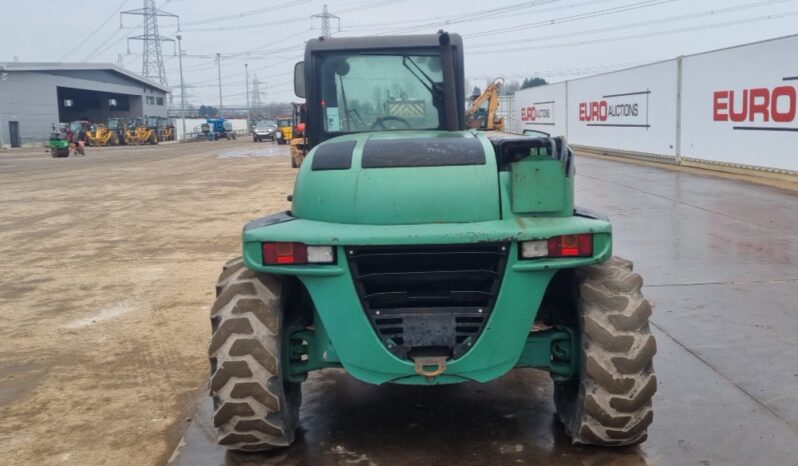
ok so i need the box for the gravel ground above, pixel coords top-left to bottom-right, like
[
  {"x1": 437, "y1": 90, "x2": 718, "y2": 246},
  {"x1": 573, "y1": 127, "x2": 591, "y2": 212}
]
[{"x1": 0, "y1": 140, "x2": 293, "y2": 466}]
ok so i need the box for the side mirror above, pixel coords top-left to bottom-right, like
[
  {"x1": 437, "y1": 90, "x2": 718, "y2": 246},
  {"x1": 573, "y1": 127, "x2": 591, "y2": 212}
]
[{"x1": 294, "y1": 62, "x2": 306, "y2": 98}]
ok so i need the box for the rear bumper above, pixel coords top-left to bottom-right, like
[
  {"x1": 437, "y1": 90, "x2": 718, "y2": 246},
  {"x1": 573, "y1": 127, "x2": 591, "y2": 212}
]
[{"x1": 242, "y1": 214, "x2": 611, "y2": 385}]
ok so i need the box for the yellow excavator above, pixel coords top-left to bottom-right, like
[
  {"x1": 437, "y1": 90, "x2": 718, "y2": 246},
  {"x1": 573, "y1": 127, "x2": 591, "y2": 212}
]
[{"x1": 466, "y1": 77, "x2": 504, "y2": 131}]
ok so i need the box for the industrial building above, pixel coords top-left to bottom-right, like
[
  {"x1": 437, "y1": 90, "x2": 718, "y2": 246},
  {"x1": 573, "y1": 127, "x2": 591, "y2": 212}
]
[{"x1": 0, "y1": 62, "x2": 169, "y2": 148}]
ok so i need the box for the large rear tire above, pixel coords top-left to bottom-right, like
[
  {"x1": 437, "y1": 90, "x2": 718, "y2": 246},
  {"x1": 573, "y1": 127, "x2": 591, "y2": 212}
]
[
  {"x1": 208, "y1": 257, "x2": 301, "y2": 451},
  {"x1": 554, "y1": 256, "x2": 656, "y2": 446}
]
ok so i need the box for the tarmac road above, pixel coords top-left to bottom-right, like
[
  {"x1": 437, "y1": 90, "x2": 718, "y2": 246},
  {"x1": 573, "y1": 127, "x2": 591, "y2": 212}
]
[
  {"x1": 1, "y1": 140, "x2": 797, "y2": 465},
  {"x1": 169, "y1": 149, "x2": 798, "y2": 465}
]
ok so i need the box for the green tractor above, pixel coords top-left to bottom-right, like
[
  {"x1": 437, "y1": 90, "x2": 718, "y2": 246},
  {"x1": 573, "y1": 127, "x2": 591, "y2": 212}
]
[{"x1": 209, "y1": 32, "x2": 656, "y2": 451}]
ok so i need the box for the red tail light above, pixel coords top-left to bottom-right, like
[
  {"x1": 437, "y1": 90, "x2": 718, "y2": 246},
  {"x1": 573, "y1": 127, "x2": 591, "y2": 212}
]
[
  {"x1": 263, "y1": 242, "x2": 307, "y2": 265},
  {"x1": 547, "y1": 234, "x2": 593, "y2": 257}
]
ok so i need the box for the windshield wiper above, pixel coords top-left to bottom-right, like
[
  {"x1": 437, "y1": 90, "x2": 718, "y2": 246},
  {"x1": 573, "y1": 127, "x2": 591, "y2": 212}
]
[{"x1": 402, "y1": 56, "x2": 443, "y2": 101}]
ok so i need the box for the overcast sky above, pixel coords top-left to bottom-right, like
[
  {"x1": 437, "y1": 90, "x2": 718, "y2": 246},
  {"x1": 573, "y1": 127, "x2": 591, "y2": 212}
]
[{"x1": 2, "y1": 0, "x2": 796, "y2": 106}]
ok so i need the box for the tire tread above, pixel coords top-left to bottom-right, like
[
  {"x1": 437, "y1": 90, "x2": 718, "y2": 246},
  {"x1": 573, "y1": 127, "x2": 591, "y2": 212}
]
[{"x1": 556, "y1": 256, "x2": 657, "y2": 446}]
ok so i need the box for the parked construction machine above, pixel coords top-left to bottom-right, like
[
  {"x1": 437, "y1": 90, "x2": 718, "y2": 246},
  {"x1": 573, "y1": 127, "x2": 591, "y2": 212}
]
[
  {"x1": 107, "y1": 118, "x2": 128, "y2": 145},
  {"x1": 135, "y1": 117, "x2": 159, "y2": 145},
  {"x1": 289, "y1": 102, "x2": 307, "y2": 168},
  {"x1": 208, "y1": 32, "x2": 656, "y2": 452},
  {"x1": 48, "y1": 126, "x2": 70, "y2": 157},
  {"x1": 202, "y1": 118, "x2": 236, "y2": 141},
  {"x1": 86, "y1": 123, "x2": 120, "y2": 146},
  {"x1": 466, "y1": 77, "x2": 505, "y2": 131},
  {"x1": 68, "y1": 120, "x2": 91, "y2": 144},
  {"x1": 124, "y1": 118, "x2": 142, "y2": 145},
  {"x1": 275, "y1": 115, "x2": 293, "y2": 144},
  {"x1": 151, "y1": 116, "x2": 175, "y2": 142}
]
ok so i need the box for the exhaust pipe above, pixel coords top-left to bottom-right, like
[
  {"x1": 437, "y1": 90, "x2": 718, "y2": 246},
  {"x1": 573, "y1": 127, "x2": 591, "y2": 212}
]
[{"x1": 439, "y1": 31, "x2": 459, "y2": 132}]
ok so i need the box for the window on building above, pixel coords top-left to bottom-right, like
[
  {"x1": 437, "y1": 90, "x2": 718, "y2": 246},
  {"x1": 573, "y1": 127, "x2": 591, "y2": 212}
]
[
  {"x1": 108, "y1": 95, "x2": 130, "y2": 111},
  {"x1": 146, "y1": 96, "x2": 155, "y2": 105},
  {"x1": 156, "y1": 97, "x2": 164, "y2": 106}
]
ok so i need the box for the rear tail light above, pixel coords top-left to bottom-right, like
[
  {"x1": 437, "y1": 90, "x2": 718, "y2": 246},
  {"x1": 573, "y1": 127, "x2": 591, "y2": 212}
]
[
  {"x1": 262, "y1": 242, "x2": 335, "y2": 265},
  {"x1": 520, "y1": 234, "x2": 593, "y2": 259},
  {"x1": 548, "y1": 234, "x2": 593, "y2": 257}
]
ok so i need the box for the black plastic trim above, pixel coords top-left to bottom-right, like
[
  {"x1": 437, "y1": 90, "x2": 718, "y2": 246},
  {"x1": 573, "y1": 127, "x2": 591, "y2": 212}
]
[
  {"x1": 362, "y1": 138, "x2": 485, "y2": 168},
  {"x1": 574, "y1": 206, "x2": 609, "y2": 221},
  {"x1": 244, "y1": 211, "x2": 295, "y2": 231},
  {"x1": 311, "y1": 140, "x2": 356, "y2": 170}
]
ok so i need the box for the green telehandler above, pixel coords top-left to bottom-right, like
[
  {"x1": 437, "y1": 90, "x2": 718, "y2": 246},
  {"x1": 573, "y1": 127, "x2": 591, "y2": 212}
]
[{"x1": 208, "y1": 32, "x2": 656, "y2": 451}]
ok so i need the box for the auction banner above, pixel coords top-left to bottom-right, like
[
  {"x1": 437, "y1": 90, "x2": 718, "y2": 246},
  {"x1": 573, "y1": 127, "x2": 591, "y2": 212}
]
[
  {"x1": 567, "y1": 60, "x2": 679, "y2": 157},
  {"x1": 514, "y1": 82, "x2": 566, "y2": 137},
  {"x1": 681, "y1": 35, "x2": 798, "y2": 172}
]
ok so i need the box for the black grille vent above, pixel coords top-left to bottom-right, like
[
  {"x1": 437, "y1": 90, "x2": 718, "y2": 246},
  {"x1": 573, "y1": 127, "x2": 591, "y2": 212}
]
[{"x1": 346, "y1": 244, "x2": 509, "y2": 359}]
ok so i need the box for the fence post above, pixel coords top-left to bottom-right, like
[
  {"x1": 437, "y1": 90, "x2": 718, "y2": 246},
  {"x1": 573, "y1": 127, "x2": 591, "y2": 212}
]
[
  {"x1": 675, "y1": 56, "x2": 683, "y2": 164},
  {"x1": 564, "y1": 80, "x2": 569, "y2": 140}
]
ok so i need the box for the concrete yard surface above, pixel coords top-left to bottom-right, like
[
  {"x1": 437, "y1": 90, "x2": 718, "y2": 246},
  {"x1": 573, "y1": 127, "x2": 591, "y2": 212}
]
[{"x1": 1, "y1": 140, "x2": 797, "y2": 465}]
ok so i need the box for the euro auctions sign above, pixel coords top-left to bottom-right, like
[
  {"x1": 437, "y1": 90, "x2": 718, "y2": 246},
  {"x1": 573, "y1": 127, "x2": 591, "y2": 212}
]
[
  {"x1": 520, "y1": 100, "x2": 555, "y2": 126},
  {"x1": 578, "y1": 90, "x2": 650, "y2": 128},
  {"x1": 713, "y1": 78, "x2": 798, "y2": 131}
]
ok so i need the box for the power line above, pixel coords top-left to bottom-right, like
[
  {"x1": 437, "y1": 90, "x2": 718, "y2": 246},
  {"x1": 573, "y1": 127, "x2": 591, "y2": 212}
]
[
  {"x1": 178, "y1": 28, "x2": 312, "y2": 73},
  {"x1": 83, "y1": 25, "x2": 133, "y2": 61},
  {"x1": 379, "y1": 0, "x2": 566, "y2": 35},
  {"x1": 181, "y1": 0, "x2": 405, "y2": 32},
  {"x1": 467, "y1": 61, "x2": 651, "y2": 80},
  {"x1": 469, "y1": 0, "x2": 796, "y2": 49},
  {"x1": 465, "y1": 0, "x2": 679, "y2": 39},
  {"x1": 182, "y1": 0, "x2": 313, "y2": 26},
  {"x1": 342, "y1": 0, "x2": 599, "y2": 31},
  {"x1": 469, "y1": 11, "x2": 798, "y2": 55},
  {"x1": 60, "y1": 0, "x2": 130, "y2": 61}
]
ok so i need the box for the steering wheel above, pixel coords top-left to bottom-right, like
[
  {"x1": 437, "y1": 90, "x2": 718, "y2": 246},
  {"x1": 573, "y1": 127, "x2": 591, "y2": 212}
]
[{"x1": 370, "y1": 116, "x2": 412, "y2": 130}]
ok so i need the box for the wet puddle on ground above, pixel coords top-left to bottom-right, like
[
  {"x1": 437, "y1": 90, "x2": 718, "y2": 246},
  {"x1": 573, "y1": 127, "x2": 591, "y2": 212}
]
[{"x1": 214, "y1": 146, "x2": 285, "y2": 159}]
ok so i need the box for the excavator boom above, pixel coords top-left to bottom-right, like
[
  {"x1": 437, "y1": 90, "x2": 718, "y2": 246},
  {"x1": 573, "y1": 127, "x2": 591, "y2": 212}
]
[{"x1": 466, "y1": 77, "x2": 504, "y2": 131}]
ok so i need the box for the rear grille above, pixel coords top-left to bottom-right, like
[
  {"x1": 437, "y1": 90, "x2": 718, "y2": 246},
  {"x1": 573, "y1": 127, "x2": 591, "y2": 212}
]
[{"x1": 346, "y1": 243, "x2": 509, "y2": 359}]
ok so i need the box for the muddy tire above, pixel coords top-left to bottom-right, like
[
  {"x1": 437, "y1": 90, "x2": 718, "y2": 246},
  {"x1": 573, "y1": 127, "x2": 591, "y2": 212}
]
[
  {"x1": 209, "y1": 257, "x2": 301, "y2": 451},
  {"x1": 555, "y1": 256, "x2": 656, "y2": 446}
]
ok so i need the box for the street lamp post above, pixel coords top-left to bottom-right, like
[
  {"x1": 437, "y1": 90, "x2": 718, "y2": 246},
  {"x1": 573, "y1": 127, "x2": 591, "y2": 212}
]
[
  {"x1": 216, "y1": 53, "x2": 223, "y2": 119},
  {"x1": 245, "y1": 63, "x2": 251, "y2": 129},
  {"x1": 176, "y1": 34, "x2": 186, "y2": 141}
]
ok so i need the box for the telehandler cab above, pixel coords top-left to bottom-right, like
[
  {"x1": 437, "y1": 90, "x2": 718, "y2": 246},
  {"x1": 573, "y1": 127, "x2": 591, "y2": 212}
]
[{"x1": 208, "y1": 32, "x2": 656, "y2": 451}]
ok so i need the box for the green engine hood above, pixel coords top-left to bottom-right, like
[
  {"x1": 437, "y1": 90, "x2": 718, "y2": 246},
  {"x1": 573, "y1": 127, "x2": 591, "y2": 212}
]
[{"x1": 291, "y1": 131, "x2": 500, "y2": 225}]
